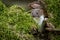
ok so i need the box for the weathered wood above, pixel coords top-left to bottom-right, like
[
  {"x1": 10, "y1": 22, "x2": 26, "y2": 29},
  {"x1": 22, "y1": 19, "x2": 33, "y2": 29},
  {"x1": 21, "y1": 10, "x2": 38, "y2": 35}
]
[
  {"x1": 46, "y1": 28, "x2": 60, "y2": 35},
  {"x1": 52, "y1": 29, "x2": 60, "y2": 35}
]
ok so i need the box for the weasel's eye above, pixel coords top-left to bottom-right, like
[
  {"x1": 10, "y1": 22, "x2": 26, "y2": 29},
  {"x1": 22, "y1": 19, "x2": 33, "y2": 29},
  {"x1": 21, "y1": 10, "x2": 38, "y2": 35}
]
[{"x1": 36, "y1": 13, "x2": 38, "y2": 14}]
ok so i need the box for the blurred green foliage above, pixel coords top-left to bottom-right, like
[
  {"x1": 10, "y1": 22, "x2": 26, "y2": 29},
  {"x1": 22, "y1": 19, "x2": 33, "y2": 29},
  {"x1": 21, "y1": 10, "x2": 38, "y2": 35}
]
[
  {"x1": 0, "y1": 1, "x2": 37, "y2": 40},
  {"x1": 45, "y1": 0, "x2": 60, "y2": 40},
  {"x1": 45, "y1": 0, "x2": 60, "y2": 28}
]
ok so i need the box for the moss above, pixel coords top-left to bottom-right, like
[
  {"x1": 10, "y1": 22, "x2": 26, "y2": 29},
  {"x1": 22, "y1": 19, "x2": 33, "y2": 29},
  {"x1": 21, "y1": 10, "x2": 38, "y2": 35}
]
[{"x1": 0, "y1": 1, "x2": 37, "y2": 39}]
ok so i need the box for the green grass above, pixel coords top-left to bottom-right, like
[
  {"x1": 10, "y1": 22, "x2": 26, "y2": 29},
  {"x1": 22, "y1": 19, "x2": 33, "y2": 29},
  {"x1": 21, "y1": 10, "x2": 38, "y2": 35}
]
[
  {"x1": 45, "y1": 0, "x2": 60, "y2": 28},
  {"x1": 0, "y1": 1, "x2": 37, "y2": 40},
  {"x1": 45, "y1": 0, "x2": 60, "y2": 40}
]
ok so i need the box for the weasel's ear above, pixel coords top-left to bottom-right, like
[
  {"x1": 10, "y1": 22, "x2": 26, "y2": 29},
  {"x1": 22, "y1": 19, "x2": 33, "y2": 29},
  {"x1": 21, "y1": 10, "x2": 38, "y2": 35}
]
[
  {"x1": 28, "y1": 3, "x2": 32, "y2": 8},
  {"x1": 28, "y1": 3, "x2": 31, "y2": 9}
]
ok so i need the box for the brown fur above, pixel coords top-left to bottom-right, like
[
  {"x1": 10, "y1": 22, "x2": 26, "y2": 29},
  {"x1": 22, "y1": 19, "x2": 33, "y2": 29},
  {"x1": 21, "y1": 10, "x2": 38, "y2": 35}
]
[{"x1": 28, "y1": 1, "x2": 48, "y2": 18}]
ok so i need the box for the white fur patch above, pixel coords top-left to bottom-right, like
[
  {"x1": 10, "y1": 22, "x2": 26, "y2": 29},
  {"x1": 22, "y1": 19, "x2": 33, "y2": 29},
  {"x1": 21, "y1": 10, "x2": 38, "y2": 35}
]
[{"x1": 38, "y1": 15, "x2": 44, "y2": 26}]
